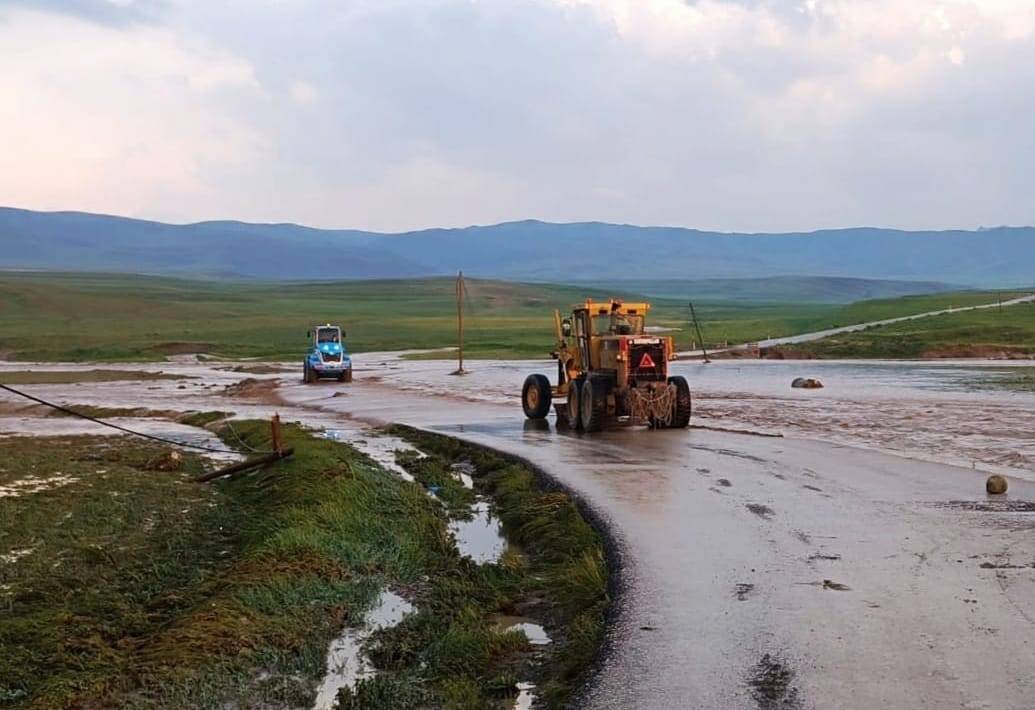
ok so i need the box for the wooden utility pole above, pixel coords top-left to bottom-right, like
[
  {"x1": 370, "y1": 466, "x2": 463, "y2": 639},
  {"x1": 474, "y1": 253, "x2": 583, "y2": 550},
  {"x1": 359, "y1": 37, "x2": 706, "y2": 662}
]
[
  {"x1": 195, "y1": 414, "x2": 293, "y2": 482},
  {"x1": 688, "y1": 300, "x2": 711, "y2": 363},
  {"x1": 452, "y1": 271, "x2": 468, "y2": 375},
  {"x1": 270, "y1": 413, "x2": 283, "y2": 455}
]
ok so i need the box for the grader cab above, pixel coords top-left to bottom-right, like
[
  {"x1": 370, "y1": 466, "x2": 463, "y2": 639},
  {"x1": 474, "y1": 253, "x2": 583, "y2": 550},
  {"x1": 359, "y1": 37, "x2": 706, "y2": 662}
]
[{"x1": 521, "y1": 299, "x2": 691, "y2": 432}]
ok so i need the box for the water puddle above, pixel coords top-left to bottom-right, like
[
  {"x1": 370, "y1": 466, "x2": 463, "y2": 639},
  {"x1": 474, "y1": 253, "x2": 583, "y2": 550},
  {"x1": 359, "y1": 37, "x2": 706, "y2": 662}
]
[
  {"x1": 0, "y1": 547, "x2": 35, "y2": 564},
  {"x1": 498, "y1": 617, "x2": 551, "y2": 646},
  {"x1": 513, "y1": 681, "x2": 537, "y2": 709},
  {"x1": 451, "y1": 461, "x2": 475, "y2": 489},
  {"x1": 311, "y1": 590, "x2": 414, "y2": 709},
  {"x1": 321, "y1": 429, "x2": 422, "y2": 482},
  {"x1": 0, "y1": 417, "x2": 241, "y2": 463},
  {"x1": 0, "y1": 474, "x2": 78, "y2": 499},
  {"x1": 494, "y1": 618, "x2": 551, "y2": 710},
  {"x1": 450, "y1": 499, "x2": 507, "y2": 564}
]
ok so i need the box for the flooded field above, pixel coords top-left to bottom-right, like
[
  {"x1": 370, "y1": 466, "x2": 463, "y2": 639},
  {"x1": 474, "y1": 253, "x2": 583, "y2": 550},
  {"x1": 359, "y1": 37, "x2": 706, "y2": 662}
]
[
  {"x1": 306, "y1": 354, "x2": 1035, "y2": 478},
  {"x1": 5, "y1": 354, "x2": 1033, "y2": 482}
]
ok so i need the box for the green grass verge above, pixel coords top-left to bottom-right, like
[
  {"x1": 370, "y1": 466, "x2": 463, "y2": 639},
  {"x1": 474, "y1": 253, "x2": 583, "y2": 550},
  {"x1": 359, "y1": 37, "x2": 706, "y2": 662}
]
[
  {"x1": 792, "y1": 300, "x2": 1035, "y2": 358},
  {"x1": 381, "y1": 426, "x2": 610, "y2": 708},
  {"x1": 0, "y1": 422, "x2": 609, "y2": 709}
]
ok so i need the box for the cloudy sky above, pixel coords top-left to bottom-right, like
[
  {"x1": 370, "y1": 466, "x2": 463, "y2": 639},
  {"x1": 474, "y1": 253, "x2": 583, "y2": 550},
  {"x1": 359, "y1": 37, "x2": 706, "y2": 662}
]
[{"x1": 2, "y1": 0, "x2": 1034, "y2": 232}]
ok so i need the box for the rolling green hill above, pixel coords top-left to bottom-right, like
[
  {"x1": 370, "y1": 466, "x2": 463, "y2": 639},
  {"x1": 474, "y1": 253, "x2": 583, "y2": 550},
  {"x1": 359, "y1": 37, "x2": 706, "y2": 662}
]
[{"x1": 0, "y1": 271, "x2": 1028, "y2": 362}]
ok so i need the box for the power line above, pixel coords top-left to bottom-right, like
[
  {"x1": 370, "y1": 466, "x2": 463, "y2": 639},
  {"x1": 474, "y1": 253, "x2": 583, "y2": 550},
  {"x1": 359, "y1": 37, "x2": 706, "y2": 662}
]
[{"x1": 0, "y1": 382, "x2": 264, "y2": 456}]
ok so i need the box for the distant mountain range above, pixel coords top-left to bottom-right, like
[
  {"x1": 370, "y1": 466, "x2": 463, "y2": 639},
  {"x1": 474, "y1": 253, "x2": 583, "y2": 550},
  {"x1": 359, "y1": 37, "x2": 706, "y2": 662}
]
[{"x1": 3, "y1": 207, "x2": 1033, "y2": 289}]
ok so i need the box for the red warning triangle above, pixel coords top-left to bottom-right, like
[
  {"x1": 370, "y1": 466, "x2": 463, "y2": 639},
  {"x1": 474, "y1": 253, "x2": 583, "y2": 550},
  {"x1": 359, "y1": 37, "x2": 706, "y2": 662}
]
[{"x1": 638, "y1": 352, "x2": 656, "y2": 369}]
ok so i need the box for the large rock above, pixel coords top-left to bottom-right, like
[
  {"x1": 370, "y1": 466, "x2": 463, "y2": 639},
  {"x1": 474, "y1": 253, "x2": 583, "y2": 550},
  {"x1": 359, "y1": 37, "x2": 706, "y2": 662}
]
[
  {"x1": 791, "y1": 377, "x2": 824, "y2": 389},
  {"x1": 986, "y1": 475, "x2": 1008, "y2": 495}
]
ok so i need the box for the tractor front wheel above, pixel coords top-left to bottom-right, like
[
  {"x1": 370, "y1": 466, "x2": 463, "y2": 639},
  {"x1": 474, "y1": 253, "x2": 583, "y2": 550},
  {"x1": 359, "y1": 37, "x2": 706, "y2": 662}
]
[
  {"x1": 303, "y1": 362, "x2": 313, "y2": 384},
  {"x1": 580, "y1": 377, "x2": 608, "y2": 433},
  {"x1": 522, "y1": 374, "x2": 552, "y2": 419},
  {"x1": 669, "y1": 375, "x2": 692, "y2": 428},
  {"x1": 566, "y1": 378, "x2": 584, "y2": 431}
]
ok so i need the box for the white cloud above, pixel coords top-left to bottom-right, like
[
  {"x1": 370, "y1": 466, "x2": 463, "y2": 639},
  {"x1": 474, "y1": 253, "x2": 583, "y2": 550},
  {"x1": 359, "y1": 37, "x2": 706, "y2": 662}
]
[
  {"x1": 0, "y1": 9, "x2": 263, "y2": 219},
  {"x1": 2, "y1": 0, "x2": 1035, "y2": 231},
  {"x1": 289, "y1": 81, "x2": 320, "y2": 105}
]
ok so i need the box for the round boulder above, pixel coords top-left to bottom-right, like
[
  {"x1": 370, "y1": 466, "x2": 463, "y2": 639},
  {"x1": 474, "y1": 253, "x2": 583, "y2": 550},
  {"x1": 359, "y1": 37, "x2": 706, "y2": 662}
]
[
  {"x1": 791, "y1": 377, "x2": 824, "y2": 389},
  {"x1": 986, "y1": 474, "x2": 1008, "y2": 495}
]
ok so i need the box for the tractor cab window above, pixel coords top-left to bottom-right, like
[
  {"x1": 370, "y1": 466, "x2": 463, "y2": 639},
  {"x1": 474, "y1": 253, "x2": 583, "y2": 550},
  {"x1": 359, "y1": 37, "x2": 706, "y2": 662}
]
[{"x1": 317, "y1": 328, "x2": 340, "y2": 344}]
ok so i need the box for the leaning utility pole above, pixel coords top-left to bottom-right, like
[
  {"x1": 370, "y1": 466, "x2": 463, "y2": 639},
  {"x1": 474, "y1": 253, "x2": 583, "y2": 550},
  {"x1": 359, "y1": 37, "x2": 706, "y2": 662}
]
[{"x1": 688, "y1": 300, "x2": 711, "y2": 363}]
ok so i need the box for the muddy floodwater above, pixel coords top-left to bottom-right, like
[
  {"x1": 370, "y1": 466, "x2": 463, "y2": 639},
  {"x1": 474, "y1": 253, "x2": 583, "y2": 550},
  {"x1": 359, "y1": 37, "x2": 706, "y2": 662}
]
[{"x1": 2, "y1": 354, "x2": 1035, "y2": 709}]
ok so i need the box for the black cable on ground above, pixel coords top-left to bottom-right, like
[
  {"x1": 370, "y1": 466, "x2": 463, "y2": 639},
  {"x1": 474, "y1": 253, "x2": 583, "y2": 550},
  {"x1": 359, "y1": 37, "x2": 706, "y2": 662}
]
[{"x1": 0, "y1": 382, "x2": 268, "y2": 456}]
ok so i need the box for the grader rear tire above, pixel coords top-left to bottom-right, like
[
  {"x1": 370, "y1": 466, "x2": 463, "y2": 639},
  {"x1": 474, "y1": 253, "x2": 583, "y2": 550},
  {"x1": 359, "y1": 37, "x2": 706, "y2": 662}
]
[
  {"x1": 580, "y1": 377, "x2": 608, "y2": 433},
  {"x1": 554, "y1": 403, "x2": 569, "y2": 428},
  {"x1": 566, "y1": 379, "x2": 584, "y2": 431},
  {"x1": 522, "y1": 374, "x2": 552, "y2": 419},
  {"x1": 669, "y1": 375, "x2": 692, "y2": 428}
]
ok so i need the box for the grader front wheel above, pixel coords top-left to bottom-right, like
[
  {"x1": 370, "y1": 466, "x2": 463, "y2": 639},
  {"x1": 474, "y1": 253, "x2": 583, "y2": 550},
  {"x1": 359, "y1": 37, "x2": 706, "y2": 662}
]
[{"x1": 522, "y1": 374, "x2": 552, "y2": 420}]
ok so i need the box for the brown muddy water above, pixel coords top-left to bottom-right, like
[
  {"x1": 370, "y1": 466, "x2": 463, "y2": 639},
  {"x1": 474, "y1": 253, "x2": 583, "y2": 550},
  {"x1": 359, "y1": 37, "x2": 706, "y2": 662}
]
[{"x1": 3, "y1": 354, "x2": 1035, "y2": 709}]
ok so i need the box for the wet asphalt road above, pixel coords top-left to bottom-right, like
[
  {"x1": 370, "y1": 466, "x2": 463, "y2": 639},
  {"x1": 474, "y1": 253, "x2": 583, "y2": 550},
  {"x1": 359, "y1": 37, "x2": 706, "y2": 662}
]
[{"x1": 281, "y1": 376, "x2": 1035, "y2": 710}]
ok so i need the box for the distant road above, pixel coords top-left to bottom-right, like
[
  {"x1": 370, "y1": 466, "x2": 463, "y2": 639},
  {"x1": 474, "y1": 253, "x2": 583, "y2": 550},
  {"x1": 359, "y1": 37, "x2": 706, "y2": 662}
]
[{"x1": 681, "y1": 292, "x2": 1035, "y2": 357}]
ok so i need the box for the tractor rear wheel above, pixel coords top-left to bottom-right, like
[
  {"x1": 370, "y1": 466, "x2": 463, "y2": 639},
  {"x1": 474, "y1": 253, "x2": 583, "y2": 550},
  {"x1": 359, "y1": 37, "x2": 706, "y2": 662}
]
[
  {"x1": 566, "y1": 379, "x2": 584, "y2": 431},
  {"x1": 580, "y1": 377, "x2": 608, "y2": 433},
  {"x1": 669, "y1": 375, "x2": 692, "y2": 428},
  {"x1": 340, "y1": 367, "x2": 353, "y2": 383},
  {"x1": 522, "y1": 374, "x2": 552, "y2": 419}
]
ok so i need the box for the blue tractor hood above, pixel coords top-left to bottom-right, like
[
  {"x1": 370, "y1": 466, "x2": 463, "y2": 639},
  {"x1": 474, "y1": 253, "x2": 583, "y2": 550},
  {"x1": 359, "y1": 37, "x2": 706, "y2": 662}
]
[{"x1": 320, "y1": 342, "x2": 345, "y2": 355}]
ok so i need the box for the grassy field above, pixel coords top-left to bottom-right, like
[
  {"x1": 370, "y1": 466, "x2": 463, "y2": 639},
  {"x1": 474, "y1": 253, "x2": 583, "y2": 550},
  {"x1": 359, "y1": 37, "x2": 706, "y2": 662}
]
[
  {"x1": 790, "y1": 299, "x2": 1035, "y2": 359},
  {"x1": 0, "y1": 421, "x2": 607, "y2": 709},
  {"x1": 0, "y1": 271, "x2": 1028, "y2": 361}
]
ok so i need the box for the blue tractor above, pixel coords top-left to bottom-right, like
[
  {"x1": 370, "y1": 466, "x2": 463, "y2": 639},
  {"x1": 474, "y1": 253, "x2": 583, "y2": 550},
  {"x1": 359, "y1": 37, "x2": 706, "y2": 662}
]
[{"x1": 303, "y1": 324, "x2": 353, "y2": 383}]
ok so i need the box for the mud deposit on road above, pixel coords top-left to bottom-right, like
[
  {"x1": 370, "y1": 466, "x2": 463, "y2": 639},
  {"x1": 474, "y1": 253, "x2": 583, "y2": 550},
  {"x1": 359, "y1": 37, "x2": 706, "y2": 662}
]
[
  {"x1": 746, "y1": 503, "x2": 775, "y2": 519},
  {"x1": 934, "y1": 500, "x2": 1035, "y2": 513},
  {"x1": 747, "y1": 654, "x2": 801, "y2": 710}
]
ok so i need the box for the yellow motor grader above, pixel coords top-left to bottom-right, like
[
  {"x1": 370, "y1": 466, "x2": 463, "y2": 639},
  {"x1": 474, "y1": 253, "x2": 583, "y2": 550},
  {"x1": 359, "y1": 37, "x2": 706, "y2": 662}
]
[{"x1": 521, "y1": 299, "x2": 691, "y2": 432}]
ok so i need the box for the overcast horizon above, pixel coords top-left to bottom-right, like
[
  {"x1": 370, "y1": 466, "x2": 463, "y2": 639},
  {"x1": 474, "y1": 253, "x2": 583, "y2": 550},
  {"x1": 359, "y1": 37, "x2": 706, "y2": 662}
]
[{"x1": 3, "y1": 1, "x2": 1034, "y2": 234}]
